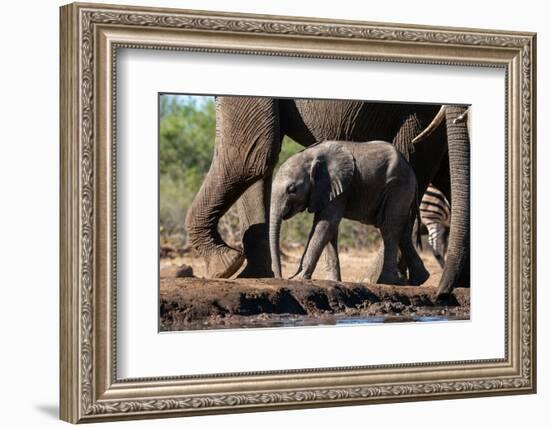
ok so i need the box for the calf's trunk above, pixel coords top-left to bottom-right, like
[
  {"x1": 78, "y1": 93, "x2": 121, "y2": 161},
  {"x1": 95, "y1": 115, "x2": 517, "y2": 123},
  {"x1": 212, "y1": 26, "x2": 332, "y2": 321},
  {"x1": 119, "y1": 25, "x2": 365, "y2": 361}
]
[{"x1": 269, "y1": 200, "x2": 284, "y2": 278}]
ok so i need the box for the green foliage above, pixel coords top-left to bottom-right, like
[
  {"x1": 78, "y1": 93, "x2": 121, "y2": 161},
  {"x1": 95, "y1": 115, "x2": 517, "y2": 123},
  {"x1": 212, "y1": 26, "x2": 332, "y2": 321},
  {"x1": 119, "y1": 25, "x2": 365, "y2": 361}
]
[
  {"x1": 159, "y1": 95, "x2": 216, "y2": 244},
  {"x1": 160, "y1": 95, "x2": 216, "y2": 194},
  {"x1": 276, "y1": 136, "x2": 302, "y2": 170},
  {"x1": 159, "y1": 95, "x2": 379, "y2": 251}
]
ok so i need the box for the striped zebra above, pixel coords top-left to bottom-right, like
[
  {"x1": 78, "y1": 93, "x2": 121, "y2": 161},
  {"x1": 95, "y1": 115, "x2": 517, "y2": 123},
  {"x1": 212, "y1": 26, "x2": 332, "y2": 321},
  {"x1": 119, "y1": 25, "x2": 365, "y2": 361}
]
[{"x1": 419, "y1": 184, "x2": 451, "y2": 268}]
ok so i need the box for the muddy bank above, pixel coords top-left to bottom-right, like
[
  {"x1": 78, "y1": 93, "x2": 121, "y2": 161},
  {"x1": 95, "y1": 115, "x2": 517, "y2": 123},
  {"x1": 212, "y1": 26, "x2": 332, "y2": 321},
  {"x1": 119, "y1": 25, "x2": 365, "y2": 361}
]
[{"x1": 160, "y1": 278, "x2": 469, "y2": 331}]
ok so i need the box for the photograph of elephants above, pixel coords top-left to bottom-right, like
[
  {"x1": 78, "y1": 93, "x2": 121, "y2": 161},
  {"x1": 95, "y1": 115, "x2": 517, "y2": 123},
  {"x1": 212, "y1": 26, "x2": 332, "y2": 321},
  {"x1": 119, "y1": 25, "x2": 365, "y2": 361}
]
[{"x1": 159, "y1": 94, "x2": 471, "y2": 331}]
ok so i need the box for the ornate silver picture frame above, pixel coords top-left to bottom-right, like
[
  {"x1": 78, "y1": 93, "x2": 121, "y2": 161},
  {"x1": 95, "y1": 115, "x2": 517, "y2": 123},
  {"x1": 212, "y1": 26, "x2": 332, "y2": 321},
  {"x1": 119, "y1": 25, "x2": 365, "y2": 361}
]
[{"x1": 60, "y1": 2, "x2": 536, "y2": 423}]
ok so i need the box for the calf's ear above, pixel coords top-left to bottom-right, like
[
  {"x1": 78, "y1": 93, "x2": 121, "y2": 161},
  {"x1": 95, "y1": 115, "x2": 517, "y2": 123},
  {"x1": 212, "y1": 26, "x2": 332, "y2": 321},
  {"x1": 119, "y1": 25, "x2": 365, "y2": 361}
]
[{"x1": 308, "y1": 142, "x2": 355, "y2": 213}]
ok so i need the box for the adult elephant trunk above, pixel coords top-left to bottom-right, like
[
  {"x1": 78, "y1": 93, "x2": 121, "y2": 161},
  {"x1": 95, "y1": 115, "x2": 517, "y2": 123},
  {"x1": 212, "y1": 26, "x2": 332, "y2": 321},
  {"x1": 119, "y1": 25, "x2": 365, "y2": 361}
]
[
  {"x1": 437, "y1": 105, "x2": 470, "y2": 297},
  {"x1": 269, "y1": 192, "x2": 284, "y2": 278}
]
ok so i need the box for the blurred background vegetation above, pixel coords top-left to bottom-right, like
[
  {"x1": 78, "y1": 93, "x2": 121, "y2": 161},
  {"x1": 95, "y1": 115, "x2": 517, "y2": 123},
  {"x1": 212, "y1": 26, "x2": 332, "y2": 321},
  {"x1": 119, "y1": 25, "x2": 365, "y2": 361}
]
[{"x1": 159, "y1": 95, "x2": 378, "y2": 252}]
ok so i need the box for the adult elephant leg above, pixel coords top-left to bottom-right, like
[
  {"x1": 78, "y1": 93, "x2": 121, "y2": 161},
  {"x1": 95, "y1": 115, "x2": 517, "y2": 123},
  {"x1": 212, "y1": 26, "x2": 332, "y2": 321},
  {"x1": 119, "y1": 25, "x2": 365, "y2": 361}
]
[
  {"x1": 431, "y1": 152, "x2": 451, "y2": 201},
  {"x1": 185, "y1": 97, "x2": 280, "y2": 278},
  {"x1": 236, "y1": 176, "x2": 274, "y2": 278},
  {"x1": 437, "y1": 105, "x2": 470, "y2": 297}
]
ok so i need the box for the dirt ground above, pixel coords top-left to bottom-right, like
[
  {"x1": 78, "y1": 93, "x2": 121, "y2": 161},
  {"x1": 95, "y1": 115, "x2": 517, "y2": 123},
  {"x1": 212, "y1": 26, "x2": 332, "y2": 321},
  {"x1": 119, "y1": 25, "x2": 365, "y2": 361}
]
[
  {"x1": 160, "y1": 244, "x2": 443, "y2": 289},
  {"x1": 160, "y1": 277, "x2": 469, "y2": 331},
  {"x1": 158, "y1": 242, "x2": 468, "y2": 331}
]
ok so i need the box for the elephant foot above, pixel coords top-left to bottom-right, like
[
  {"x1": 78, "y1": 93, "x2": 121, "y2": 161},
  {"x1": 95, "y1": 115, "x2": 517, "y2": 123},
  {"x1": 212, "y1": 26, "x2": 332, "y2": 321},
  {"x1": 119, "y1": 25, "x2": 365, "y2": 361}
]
[
  {"x1": 435, "y1": 292, "x2": 451, "y2": 306},
  {"x1": 290, "y1": 270, "x2": 311, "y2": 281},
  {"x1": 435, "y1": 291, "x2": 458, "y2": 307},
  {"x1": 204, "y1": 247, "x2": 245, "y2": 279},
  {"x1": 377, "y1": 271, "x2": 408, "y2": 286},
  {"x1": 238, "y1": 264, "x2": 274, "y2": 279},
  {"x1": 408, "y1": 267, "x2": 430, "y2": 286}
]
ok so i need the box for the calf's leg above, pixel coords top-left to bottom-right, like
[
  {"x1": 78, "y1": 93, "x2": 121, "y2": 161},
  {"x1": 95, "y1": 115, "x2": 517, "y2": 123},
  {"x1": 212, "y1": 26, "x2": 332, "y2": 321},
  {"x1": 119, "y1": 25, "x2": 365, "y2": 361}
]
[
  {"x1": 399, "y1": 221, "x2": 430, "y2": 286},
  {"x1": 322, "y1": 233, "x2": 341, "y2": 282},
  {"x1": 377, "y1": 221, "x2": 408, "y2": 285}
]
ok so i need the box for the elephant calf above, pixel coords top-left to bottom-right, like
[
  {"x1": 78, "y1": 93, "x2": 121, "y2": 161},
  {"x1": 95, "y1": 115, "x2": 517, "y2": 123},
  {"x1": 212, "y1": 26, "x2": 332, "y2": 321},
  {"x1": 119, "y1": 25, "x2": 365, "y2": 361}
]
[{"x1": 269, "y1": 140, "x2": 430, "y2": 286}]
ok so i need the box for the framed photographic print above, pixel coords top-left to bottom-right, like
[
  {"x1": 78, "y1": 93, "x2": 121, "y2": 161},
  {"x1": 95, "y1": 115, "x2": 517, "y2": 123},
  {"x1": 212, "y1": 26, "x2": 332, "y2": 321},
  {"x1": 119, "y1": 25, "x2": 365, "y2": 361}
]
[{"x1": 60, "y1": 2, "x2": 536, "y2": 423}]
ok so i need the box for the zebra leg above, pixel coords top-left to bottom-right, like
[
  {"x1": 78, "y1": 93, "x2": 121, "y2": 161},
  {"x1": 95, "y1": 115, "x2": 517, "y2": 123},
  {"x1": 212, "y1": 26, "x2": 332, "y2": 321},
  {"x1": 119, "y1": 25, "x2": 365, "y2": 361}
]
[
  {"x1": 427, "y1": 223, "x2": 446, "y2": 268},
  {"x1": 420, "y1": 184, "x2": 451, "y2": 269}
]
